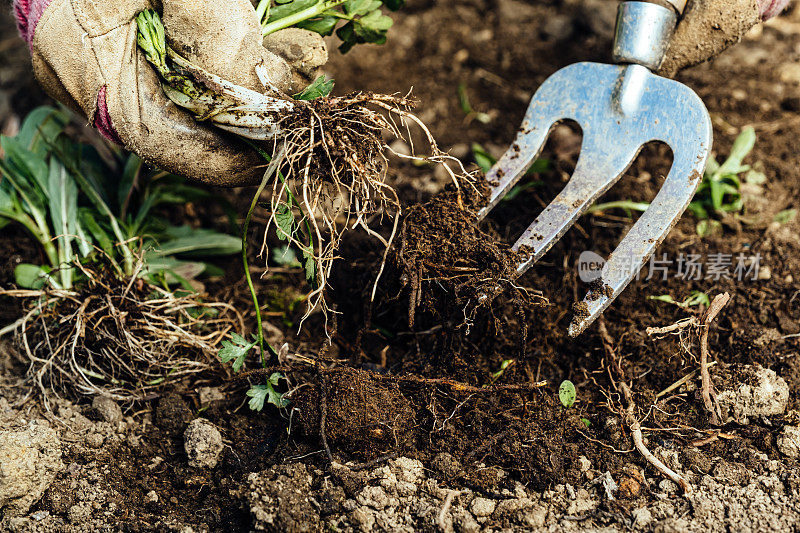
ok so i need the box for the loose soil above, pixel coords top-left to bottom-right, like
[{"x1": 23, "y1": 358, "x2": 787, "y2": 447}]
[{"x1": 3, "y1": 0, "x2": 800, "y2": 531}]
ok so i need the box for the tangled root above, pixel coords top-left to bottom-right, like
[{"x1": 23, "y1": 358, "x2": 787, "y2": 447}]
[
  {"x1": 1, "y1": 263, "x2": 240, "y2": 408},
  {"x1": 260, "y1": 92, "x2": 473, "y2": 321}
]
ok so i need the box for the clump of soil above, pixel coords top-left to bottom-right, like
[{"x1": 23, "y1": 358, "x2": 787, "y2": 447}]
[{"x1": 394, "y1": 178, "x2": 546, "y2": 329}]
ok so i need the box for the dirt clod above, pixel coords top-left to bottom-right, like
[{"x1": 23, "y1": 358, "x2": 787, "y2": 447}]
[
  {"x1": 714, "y1": 363, "x2": 790, "y2": 424},
  {"x1": 0, "y1": 422, "x2": 63, "y2": 516},
  {"x1": 183, "y1": 418, "x2": 224, "y2": 469}
]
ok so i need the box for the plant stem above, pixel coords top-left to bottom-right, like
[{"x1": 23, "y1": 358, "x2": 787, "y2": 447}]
[
  {"x1": 262, "y1": 0, "x2": 346, "y2": 36},
  {"x1": 587, "y1": 200, "x2": 650, "y2": 215},
  {"x1": 243, "y1": 145, "x2": 286, "y2": 366},
  {"x1": 255, "y1": 0, "x2": 271, "y2": 25}
]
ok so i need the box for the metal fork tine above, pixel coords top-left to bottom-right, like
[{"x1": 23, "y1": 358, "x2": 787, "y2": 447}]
[
  {"x1": 509, "y1": 144, "x2": 638, "y2": 276},
  {"x1": 567, "y1": 150, "x2": 706, "y2": 337}
]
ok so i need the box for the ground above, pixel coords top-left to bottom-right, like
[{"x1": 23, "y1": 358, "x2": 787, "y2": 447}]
[{"x1": 2, "y1": 0, "x2": 800, "y2": 531}]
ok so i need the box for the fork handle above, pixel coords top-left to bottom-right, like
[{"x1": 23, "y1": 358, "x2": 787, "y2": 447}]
[{"x1": 612, "y1": 1, "x2": 679, "y2": 71}]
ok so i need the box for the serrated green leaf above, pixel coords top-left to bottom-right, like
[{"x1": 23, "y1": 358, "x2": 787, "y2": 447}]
[
  {"x1": 558, "y1": 380, "x2": 576, "y2": 409},
  {"x1": 246, "y1": 380, "x2": 290, "y2": 411},
  {"x1": 274, "y1": 202, "x2": 296, "y2": 241},
  {"x1": 302, "y1": 246, "x2": 316, "y2": 284},
  {"x1": 272, "y1": 245, "x2": 301, "y2": 267},
  {"x1": 217, "y1": 332, "x2": 256, "y2": 373}
]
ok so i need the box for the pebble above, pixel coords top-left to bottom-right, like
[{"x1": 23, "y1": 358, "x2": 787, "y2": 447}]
[
  {"x1": 470, "y1": 497, "x2": 496, "y2": 517},
  {"x1": 183, "y1": 419, "x2": 223, "y2": 469},
  {"x1": 777, "y1": 426, "x2": 800, "y2": 458}
]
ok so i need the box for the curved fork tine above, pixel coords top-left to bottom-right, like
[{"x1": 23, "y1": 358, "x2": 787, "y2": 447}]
[
  {"x1": 567, "y1": 151, "x2": 707, "y2": 337},
  {"x1": 510, "y1": 138, "x2": 640, "y2": 275},
  {"x1": 476, "y1": 122, "x2": 554, "y2": 221}
]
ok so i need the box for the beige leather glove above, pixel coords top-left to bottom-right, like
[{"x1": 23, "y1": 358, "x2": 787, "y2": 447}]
[
  {"x1": 660, "y1": 0, "x2": 787, "y2": 76},
  {"x1": 19, "y1": 0, "x2": 327, "y2": 186}
]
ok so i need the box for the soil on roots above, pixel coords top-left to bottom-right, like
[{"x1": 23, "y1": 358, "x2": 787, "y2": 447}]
[{"x1": 394, "y1": 178, "x2": 546, "y2": 329}]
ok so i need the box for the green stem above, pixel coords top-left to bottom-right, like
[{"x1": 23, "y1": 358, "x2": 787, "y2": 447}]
[
  {"x1": 243, "y1": 145, "x2": 286, "y2": 366},
  {"x1": 262, "y1": 0, "x2": 346, "y2": 36},
  {"x1": 255, "y1": 0, "x2": 271, "y2": 25},
  {"x1": 587, "y1": 200, "x2": 650, "y2": 215}
]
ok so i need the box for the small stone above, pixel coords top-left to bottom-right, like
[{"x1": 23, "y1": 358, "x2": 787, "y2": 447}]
[
  {"x1": 145, "y1": 490, "x2": 159, "y2": 504},
  {"x1": 183, "y1": 419, "x2": 223, "y2": 469},
  {"x1": 85, "y1": 433, "x2": 104, "y2": 449},
  {"x1": 777, "y1": 426, "x2": 800, "y2": 458},
  {"x1": 716, "y1": 364, "x2": 789, "y2": 424},
  {"x1": 91, "y1": 396, "x2": 123, "y2": 425},
  {"x1": 659, "y1": 479, "x2": 678, "y2": 495},
  {"x1": 470, "y1": 497, "x2": 496, "y2": 517},
  {"x1": 578, "y1": 455, "x2": 591, "y2": 472},
  {"x1": 350, "y1": 507, "x2": 376, "y2": 532},
  {"x1": 632, "y1": 507, "x2": 652, "y2": 528},
  {"x1": 197, "y1": 387, "x2": 225, "y2": 405}
]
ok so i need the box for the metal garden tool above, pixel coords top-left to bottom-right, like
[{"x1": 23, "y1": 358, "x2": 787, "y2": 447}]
[{"x1": 477, "y1": 0, "x2": 712, "y2": 337}]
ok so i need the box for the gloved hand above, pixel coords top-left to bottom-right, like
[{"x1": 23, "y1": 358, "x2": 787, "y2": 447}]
[
  {"x1": 13, "y1": 0, "x2": 327, "y2": 186},
  {"x1": 660, "y1": 0, "x2": 790, "y2": 76}
]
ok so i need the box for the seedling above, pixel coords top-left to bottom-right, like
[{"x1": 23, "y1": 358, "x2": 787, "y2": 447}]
[
  {"x1": 774, "y1": 208, "x2": 797, "y2": 224},
  {"x1": 586, "y1": 128, "x2": 757, "y2": 238},
  {"x1": 558, "y1": 379, "x2": 576, "y2": 409},
  {"x1": 457, "y1": 84, "x2": 490, "y2": 125},
  {"x1": 688, "y1": 127, "x2": 755, "y2": 221},
  {"x1": 649, "y1": 290, "x2": 710, "y2": 309},
  {"x1": 257, "y1": 0, "x2": 404, "y2": 53}
]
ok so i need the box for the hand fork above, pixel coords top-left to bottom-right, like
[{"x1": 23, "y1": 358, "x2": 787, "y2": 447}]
[{"x1": 477, "y1": 0, "x2": 712, "y2": 337}]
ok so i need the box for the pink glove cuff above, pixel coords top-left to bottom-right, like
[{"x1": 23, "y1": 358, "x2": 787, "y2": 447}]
[
  {"x1": 14, "y1": 0, "x2": 121, "y2": 144},
  {"x1": 760, "y1": 0, "x2": 791, "y2": 19},
  {"x1": 13, "y1": 0, "x2": 52, "y2": 49}
]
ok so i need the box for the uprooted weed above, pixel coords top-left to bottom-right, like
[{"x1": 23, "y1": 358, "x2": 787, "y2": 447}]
[
  {"x1": 2, "y1": 262, "x2": 241, "y2": 408},
  {"x1": 136, "y1": 10, "x2": 473, "y2": 322}
]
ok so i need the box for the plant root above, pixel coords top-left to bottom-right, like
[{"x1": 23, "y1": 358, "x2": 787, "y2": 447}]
[
  {"x1": 0, "y1": 263, "x2": 241, "y2": 409},
  {"x1": 699, "y1": 292, "x2": 730, "y2": 426}
]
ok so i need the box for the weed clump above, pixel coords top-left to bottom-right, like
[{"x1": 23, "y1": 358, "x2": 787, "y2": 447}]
[{"x1": 7, "y1": 264, "x2": 239, "y2": 407}]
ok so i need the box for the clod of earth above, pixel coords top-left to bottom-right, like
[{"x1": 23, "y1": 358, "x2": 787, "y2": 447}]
[
  {"x1": 0, "y1": 422, "x2": 63, "y2": 516},
  {"x1": 183, "y1": 418, "x2": 224, "y2": 469},
  {"x1": 713, "y1": 363, "x2": 789, "y2": 424}
]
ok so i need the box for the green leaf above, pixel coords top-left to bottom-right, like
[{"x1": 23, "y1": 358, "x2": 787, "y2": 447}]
[
  {"x1": 297, "y1": 15, "x2": 339, "y2": 35},
  {"x1": 471, "y1": 143, "x2": 495, "y2": 174},
  {"x1": 581, "y1": 418, "x2": 591, "y2": 427},
  {"x1": 774, "y1": 208, "x2": 797, "y2": 224},
  {"x1": 16, "y1": 106, "x2": 67, "y2": 154},
  {"x1": 217, "y1": 333, "x2": 256, "y2": 373},
  {"x1": 346, "y1": 0, "x2": 382, "y2": 16},
  {"x1": 684, "y1": 290, "x2": 710, "y2": 308},
  {"x1": 649, "y1": 294, "x2": 678, "y2": 305},
  {"x1": 153, "y1": 226, "x2": 242, "y2": 257},
  {"x1": 559, "y1": 380, "x2": 576, "y2": 409},
  {"x1": 293, "y1": 75, "x2": 335, "y2": 101},
  {"x1": 272, "y1": 245, "x2": 301, "y2": 267},
  {"x1": 718, "y1": 127, "x2": 756, "y2": 176},
  {"x1": 78, "y1": 208, "x2": 113, "y2": 257},
  {"x1": 267, "y1": 0, "x2": 319, "y2": 23},
  {"x1": 118, "y1": 154, "x2": 143, "y2": 213},
  {"x1": 15, "y1": 263, "x2": 52, "y2": 289},
  {"x1": 696, "y1": 219, "x2": 722, "y2": 237},
  {"x1": 274, "y1": 202, "x2": 296, "y2": 241},
  {"x1": 1, "y1": 136, "x2": 49, "y2": 201},
  {"x1": 302, "y1": 246, "x2": 316, "y2": 284},
  {"x1": 246, "y1": 377, "x2": 290, "y2": 411}
]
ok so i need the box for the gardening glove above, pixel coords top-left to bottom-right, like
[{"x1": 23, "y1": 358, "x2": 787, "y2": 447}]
[
  {"x1": 13, "y1": 0, "x2": 328, "y2": 186},
  {"x1": 660, "y1": 0, "x2": 790, "y2": 76}
]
